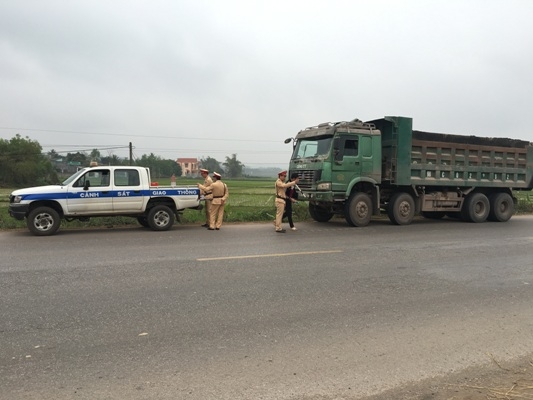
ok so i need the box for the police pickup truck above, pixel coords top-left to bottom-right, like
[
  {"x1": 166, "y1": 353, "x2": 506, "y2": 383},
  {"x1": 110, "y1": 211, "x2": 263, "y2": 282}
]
[{"x1": 9, "y1": 165, "x2": 201, "y2": 236}]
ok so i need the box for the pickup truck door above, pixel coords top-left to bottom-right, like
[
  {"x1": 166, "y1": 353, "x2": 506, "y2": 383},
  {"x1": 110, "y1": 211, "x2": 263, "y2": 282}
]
[
  {"x1": 66, "y1": 168, "x2": 114, "y2": 214},
  {"x1": 112, "y1": 168, "x2": 145, "y2": 212}
]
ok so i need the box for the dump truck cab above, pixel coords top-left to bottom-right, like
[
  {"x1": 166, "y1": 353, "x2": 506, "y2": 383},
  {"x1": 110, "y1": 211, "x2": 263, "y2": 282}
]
[{"x1": 287, "y1": 119, "x2": 382, "y2": 222}]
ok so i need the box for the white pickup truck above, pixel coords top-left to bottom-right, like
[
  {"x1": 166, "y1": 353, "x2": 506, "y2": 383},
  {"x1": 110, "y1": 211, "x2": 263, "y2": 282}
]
[{"x1": 9, "y1": 165, "x2": 201, "y2": 236}]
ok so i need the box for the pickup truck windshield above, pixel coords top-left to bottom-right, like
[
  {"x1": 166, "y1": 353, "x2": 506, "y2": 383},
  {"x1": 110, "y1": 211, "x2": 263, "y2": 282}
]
[
  {"x1": 292, "y1": 136, "x2": 332, "y2": 160},
  {"x1": 62, "y1": 169, "x2": 87, "y2": 186}
]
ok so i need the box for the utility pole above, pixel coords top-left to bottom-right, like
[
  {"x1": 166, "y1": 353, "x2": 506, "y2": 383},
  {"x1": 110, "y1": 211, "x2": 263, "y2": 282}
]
[{"x1": 129, "y1": 142, "x2": 133, "y2": 165}]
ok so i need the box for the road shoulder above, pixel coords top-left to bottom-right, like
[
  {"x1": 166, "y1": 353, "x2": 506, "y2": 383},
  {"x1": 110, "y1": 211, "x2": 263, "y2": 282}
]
[{"x1": 361, "y1": 353, "x2": 533, "y2": 400}]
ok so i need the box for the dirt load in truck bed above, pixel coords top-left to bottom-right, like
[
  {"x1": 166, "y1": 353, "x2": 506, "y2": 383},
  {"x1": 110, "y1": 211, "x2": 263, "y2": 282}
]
[{"x1": 413, "y1": 130, "x2": 531, "y2": 148}]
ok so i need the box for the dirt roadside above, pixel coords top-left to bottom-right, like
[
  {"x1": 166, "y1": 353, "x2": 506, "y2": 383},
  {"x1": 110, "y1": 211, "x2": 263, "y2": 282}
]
[{"x1": 360, "y1": 354, "x2": 533, "y2": 400}]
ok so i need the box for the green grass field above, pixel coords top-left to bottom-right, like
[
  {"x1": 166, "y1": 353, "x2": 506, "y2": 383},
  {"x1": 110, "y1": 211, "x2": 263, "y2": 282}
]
[{"x1": 1, "y1": 180, "x2": 532, "y2": 231}]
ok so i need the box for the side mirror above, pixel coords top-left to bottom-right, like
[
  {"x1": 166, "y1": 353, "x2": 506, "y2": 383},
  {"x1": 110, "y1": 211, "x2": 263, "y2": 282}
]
[{"x1": 284, "y1": 138, "x2": 293, "y2": 144}]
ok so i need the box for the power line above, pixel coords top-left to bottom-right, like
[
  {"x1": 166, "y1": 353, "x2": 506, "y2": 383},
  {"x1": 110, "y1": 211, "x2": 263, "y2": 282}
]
[
  {"x1": 39, "y1": 144, "x2": 282, "y2": 155},
  {"x1": 41, "y1": 145, "x2": 129, "y2": 152},
  {"x1": 0, "y1": 127, "x2": 281, "y2": 143}
]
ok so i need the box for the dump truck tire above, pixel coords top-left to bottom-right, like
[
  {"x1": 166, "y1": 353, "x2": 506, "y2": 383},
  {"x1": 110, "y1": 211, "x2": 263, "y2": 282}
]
[
  {"x1": 388, "y1": 192, "x2": 415, "y2": 225},
  {"x1": 488, "y1": 192, "x2": 514, "y2": 222},
  {"x1": 309, "y1": 204, "x2": 333, "y2": 222},
  {"x1": 344, "y1": 192, "x2": 372, "y2": 227},
  {"x1": 461, "y1": 192, "x2": 489, "y2": 223}
]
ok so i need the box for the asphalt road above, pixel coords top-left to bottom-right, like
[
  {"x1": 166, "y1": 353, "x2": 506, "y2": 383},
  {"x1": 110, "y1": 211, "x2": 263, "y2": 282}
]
[{"x1": 1, "y1": 216, "x2": 533, "y2": 400}]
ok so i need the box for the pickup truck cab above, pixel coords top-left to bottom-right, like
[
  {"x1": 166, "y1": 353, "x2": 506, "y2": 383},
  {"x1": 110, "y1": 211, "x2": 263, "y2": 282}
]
[{"x1": 9, "y1": 165, "x2": 201, "y2": 236}]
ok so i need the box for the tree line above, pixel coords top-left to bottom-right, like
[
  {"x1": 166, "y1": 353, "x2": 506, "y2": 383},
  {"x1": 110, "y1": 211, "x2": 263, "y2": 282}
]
[{"x1": 0, "y1": 135, "x2": 245, "y2": 187}]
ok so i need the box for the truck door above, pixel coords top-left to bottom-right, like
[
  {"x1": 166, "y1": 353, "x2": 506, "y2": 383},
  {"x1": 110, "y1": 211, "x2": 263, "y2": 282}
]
[
  {"x1": 359, "y1": 135, "x2": 374, "y2": 179},
  {"x1": 332, "y1": 136, "x2": 361, "y2": 190},
  {"x1": 112, "y1": 169, "x2": 145, "y2": 212},
  {"x1": 66, "y1": 169, "x2": 113, "y2": 214}
]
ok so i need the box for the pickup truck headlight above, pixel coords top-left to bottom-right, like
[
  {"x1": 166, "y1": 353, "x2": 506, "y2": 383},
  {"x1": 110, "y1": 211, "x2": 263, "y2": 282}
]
[
  {"x1": 316, "y1": 182, "x2": 331, "y2": 191},
  {"x1": 12, "y1": 195, "x2": 22, "y2": 203}
]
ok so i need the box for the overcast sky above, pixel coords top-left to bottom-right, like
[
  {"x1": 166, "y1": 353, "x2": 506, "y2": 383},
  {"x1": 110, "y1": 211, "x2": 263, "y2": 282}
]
[{"x1": 1, "y1": 0, "x2": 532, "y2": 168}]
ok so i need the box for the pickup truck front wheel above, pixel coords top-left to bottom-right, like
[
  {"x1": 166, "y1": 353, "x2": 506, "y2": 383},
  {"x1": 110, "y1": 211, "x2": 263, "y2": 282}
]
[
  {"x1": 137, "y1": 216, "x2": 149, "y2": 228},
  {"x1": 27, "y1": 206, "x2": 61, "y2": 236},
  {"x1": 147, "y1": 205, "x2": 175, "y2": 231}
]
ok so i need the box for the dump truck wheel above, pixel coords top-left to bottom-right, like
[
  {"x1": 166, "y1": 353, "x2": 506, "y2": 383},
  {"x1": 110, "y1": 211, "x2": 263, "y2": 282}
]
[
  {"x1": 27, "y1": 206, "x2": 61, "y2": 236},
  {"x1": 461, "y1": 192, "x2": 489, "y2": 223},
  {"x1": 388, "y1": 192, "x2": 415, "y2": 225},
  {"x1": 344, "y1": 193, "x2": 372, "y2": 227},
  {"x1": 488, "y1": 192, "x2": 514, "y2": 222},
  {"x1": 147, "y1": 205, "x2": 175, "y2": 231},
  {"x1": 309, "y1": 204, "x2": 333, "y2": 222}
]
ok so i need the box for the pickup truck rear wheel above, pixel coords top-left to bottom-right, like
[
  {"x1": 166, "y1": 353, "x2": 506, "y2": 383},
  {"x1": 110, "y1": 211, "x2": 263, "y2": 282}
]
[
  {"x1": 488, "y1": 192, "x2": 514, "y2": 222},
  {"x1": 344, "y1": 192, "x2": 372, "y2": 227},
  {"x1": 461, "y1": 192, "x2": 489, "y2": 223},
  {"x1": 147, "y1": 205, "x2": 175, "y2": 231},
  {"x1": 27, "y1": 206, "x2": 61, "y2": 236},
  {"x1": 388, "y1": 192, "x2": 415, "y2": 225}
]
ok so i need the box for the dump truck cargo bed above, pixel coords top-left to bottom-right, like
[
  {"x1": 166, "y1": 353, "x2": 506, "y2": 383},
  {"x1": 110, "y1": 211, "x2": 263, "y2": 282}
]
[{"x1": 370, "y1": 116, "x2": 533, "y2": 189}]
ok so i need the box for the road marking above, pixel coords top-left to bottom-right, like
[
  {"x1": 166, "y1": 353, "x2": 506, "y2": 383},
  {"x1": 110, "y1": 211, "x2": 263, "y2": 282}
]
[{"x1": 197, "y1": 250, "x2": 343, "y2": 262}]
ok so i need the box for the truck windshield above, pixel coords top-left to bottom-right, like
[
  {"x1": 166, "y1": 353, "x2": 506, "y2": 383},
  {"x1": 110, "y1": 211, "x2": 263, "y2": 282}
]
[
  {"x1": 61, "y1": 169, "x2": 87, "y2": 186},
  {"x1": 292, "y1": 136, "x2": 332, "y2": 160}
]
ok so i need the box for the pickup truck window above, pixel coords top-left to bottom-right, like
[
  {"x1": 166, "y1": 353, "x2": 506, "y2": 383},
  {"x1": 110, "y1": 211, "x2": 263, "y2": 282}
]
[
  {"x1": 114, "y1": 169, "x2": 140, "y2": 186},
  {"x1": 74, "y1": 169, "x2": 111, "y2": 187}
]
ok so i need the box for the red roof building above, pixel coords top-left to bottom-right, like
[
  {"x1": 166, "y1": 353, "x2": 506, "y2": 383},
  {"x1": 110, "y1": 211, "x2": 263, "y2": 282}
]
[{"x1": 176, "y1": 158, "x2": 199, "y2": 176}]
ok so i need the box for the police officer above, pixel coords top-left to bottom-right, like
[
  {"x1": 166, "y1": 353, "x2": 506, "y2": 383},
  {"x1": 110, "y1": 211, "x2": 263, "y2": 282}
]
[
  {"x1": 274, "y1": 170, "x2": 299, "y2": 233},
  {"x1": 197, "y1": 168, "x2": 213, "y2": 227},
  {"x1": 206, "y1": 172, "x2": 228, "y2": 230}
]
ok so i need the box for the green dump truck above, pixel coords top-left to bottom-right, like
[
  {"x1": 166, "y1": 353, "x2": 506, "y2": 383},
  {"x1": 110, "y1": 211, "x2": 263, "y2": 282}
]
[{"x1": 285, "y1": 116, "x2": 533, "y2": 226}]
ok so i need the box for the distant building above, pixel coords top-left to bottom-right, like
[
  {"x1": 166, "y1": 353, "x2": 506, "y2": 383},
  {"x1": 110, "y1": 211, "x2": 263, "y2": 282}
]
[{"x1": 176, "y1": 158, "x2": 199, "y2": 176}]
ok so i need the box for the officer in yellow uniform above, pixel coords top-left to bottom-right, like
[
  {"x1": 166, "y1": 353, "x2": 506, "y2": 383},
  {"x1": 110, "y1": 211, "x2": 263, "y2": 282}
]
[
  {"x1": 274, "y1": 170, "x2": 299, "y2": 233},
  {"x1": 197, "y1": 168, "x2": 213, "y2": 227},
  {"x1": 205, "y1": 172, "x2": 228, "y2": 230}
]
